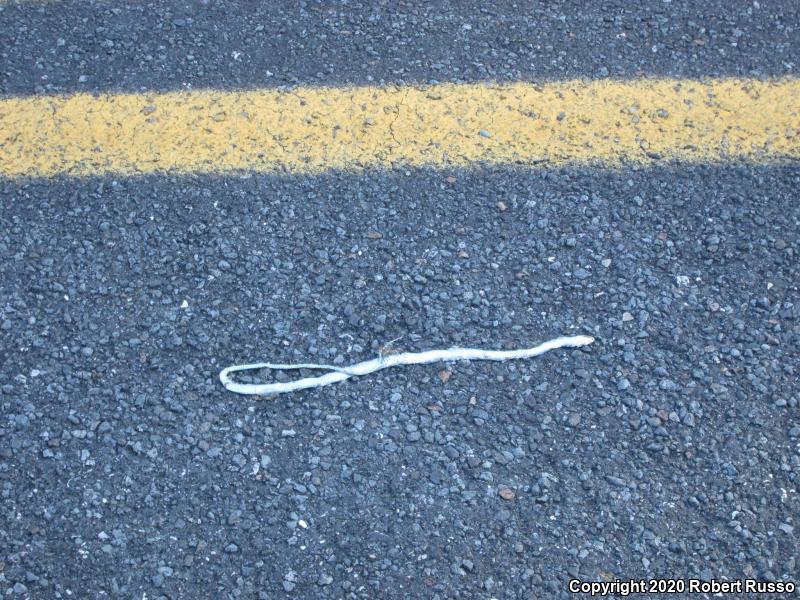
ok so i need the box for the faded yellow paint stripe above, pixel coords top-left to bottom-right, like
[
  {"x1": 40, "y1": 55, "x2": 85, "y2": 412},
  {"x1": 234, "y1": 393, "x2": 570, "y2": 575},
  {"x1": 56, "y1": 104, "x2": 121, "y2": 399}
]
[{"x1": 2, "y1": 79, "x2": 799, "y2": 177}]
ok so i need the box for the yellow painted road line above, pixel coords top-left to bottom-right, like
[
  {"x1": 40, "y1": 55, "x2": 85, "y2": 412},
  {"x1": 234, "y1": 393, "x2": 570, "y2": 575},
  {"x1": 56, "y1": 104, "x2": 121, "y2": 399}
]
[{"x1": 1, "y1": 79, "x2": 799, "y2": 177}]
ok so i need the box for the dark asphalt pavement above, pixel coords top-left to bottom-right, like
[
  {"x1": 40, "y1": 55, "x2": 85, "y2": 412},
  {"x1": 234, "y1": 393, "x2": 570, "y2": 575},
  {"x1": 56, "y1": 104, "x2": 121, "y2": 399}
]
[
  {"x1": 1, "y1": 0, "x2": 799, "y2": 95},
  {"x1": 1, "y1": 2, "x2": 799, "y2": 600}
]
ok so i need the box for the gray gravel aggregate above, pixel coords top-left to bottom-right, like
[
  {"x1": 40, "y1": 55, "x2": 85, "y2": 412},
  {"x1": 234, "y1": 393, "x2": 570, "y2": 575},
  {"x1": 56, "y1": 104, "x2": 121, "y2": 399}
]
[
  {"x1": 1, "y1": 166, "x2": 798, "y2": 598},
  {"x1": 2, "y1": 1, "x2": 800, "y2": 597},
  {"x1": 1, "y1": 0, "x2": 798, "y2": 94}
]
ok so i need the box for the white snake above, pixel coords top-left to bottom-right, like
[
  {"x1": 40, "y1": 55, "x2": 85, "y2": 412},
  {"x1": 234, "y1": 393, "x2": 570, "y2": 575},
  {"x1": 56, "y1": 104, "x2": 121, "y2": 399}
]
[{"x1": 219, "y1": 334, "x2": 594, "y2": 396}]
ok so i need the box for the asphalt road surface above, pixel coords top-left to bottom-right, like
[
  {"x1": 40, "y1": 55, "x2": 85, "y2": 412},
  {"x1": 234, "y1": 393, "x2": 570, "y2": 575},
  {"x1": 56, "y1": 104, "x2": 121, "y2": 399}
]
[{"x1": 1, "y1": 1, "x2": 799, "y2": 599}]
